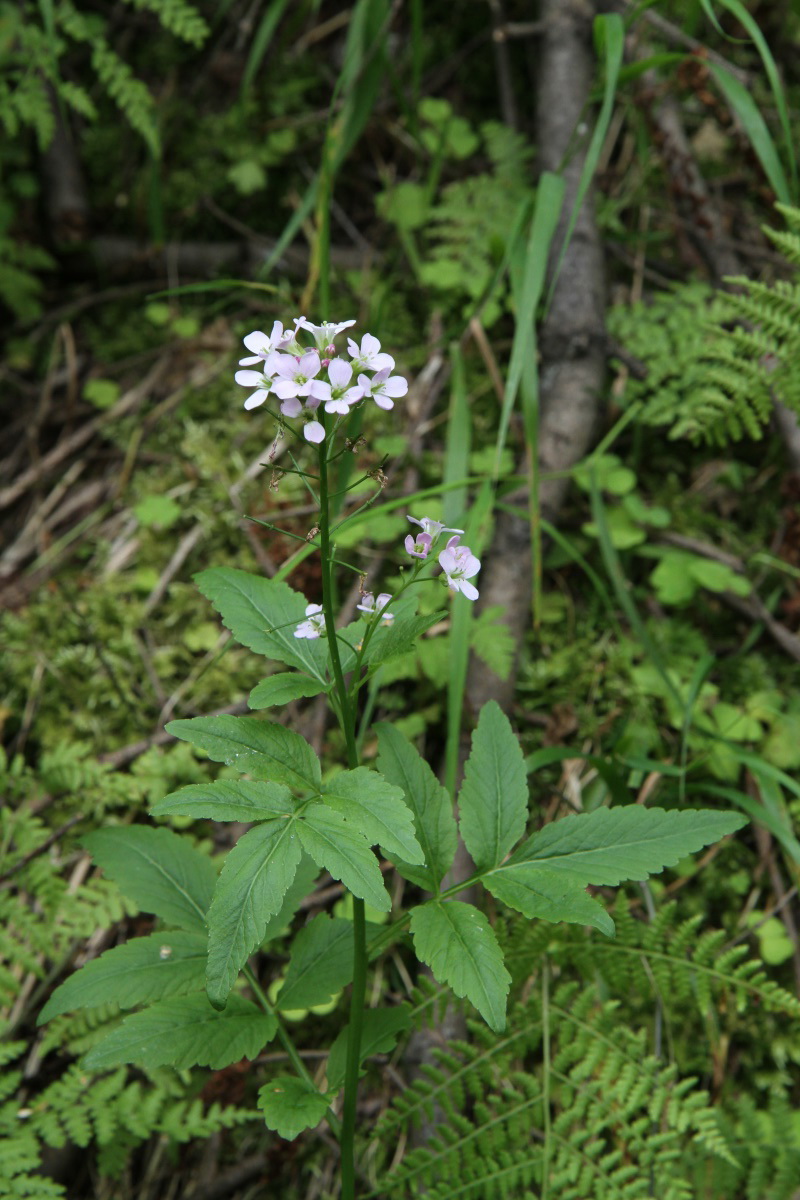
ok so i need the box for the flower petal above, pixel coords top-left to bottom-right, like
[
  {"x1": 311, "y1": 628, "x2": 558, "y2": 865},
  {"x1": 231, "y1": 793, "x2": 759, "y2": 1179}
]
[
  {"x1": 244, "y1": 390, "x2": 268, "y2": 410},
  {"x1": 304, "y1": 421, "x2": 325, "y2": 443}
]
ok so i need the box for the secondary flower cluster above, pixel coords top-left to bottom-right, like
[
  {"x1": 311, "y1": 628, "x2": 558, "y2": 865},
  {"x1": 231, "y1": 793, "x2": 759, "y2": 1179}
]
[
  {"x1": 235, "y1": 317, "x2": 408, "y2": 443},
  {"x1": 405, "y1": 516, "x2": 481, "y2": 601}
]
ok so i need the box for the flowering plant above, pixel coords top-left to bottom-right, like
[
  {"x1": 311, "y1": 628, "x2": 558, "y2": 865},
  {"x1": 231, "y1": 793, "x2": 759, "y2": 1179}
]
[{"x1": 39, "y1": 317, "x2": 746, "y2": 1199}]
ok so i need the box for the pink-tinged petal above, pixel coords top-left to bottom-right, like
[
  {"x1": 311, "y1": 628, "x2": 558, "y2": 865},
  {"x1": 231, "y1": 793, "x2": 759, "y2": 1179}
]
[
  {"x1": 274, "y1": 354, "x2": 301, "y2": 380},
  {"x1": 235, "y1": 369, "x2": 265, "y2": 387},
  {"x1": 343, "y1": 385, "x2": 363, "y2": 403},
  {"x1": 361, "y1": 333, "x2": 380, "y2": 357},
  {"x1": 438, "y1": 549, "x2": 458, "y2": 574},
  {"x1": 239, "y1": 355, "x2": 262, "y2": 366},
  {"x1": 305, "y1": 396, "x2": 321, "y2": 411},
  {"x1": 263, "y1": 350, "x2": 282, "y2": 376},
  {"x1": 325, "y1": 398, "x2": 351, "y2": 415},
  {"x1": 356, "y1": 372, "x2": 373, "y2": 392},
  {"x1": 376, "y1": 593, "x2": 392, "y2": 609},
  {"x1": 307, "y1": 379, "x2": 330, "y2": 402},
  {"x1": 274, "y1": 380, "x2": 302, "y2": 399},
  {"x1": 459, "y1": 580, "x2": 479, "y2": 601},
  {"x1": 445, "y1": 535, "x2": 461, "y2": 551},
  {"x1": 371, "y1": 368, "x2": 391, "y2": 386},
  {"x1": 374, "y1": 395, "x2": 394, "y2": 411},
  {"x1": 382, "y1": 375, "x2": 408, "y2": 398},
  {"x1": 298, "y1": 350, "x2": 321, "y2": 377},
  {"x1": 371, "y1": 352, "x2": 395, "y2": 371},
  {"x1": 244, "y1": 390, "x2": 268, "y2": 410},
  {"x1": 304, "y1": 421, "x2": 325, "y2": 443},
  {"x1": 280, "y1": 397, "x2": 302, "y2": 418},
  {"x1": 243, "y1": 330, "x2": 269, "y2": 353},
  {"x1": 327, "y1": 357, "x2": 353, "y2": 388}
]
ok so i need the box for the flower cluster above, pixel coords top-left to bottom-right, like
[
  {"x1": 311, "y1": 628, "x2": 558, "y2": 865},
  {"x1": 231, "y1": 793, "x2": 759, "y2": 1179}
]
[
  {"x1": 235, "y1": 318, "x2": 408, "y2": 443},
  {"x1": 405, "y1": 515, "x2": 481, "y2": 601}
]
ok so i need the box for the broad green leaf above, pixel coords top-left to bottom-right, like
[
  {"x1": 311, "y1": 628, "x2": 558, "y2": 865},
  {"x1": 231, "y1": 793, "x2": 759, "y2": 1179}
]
[
  {"x1": 322, "y1": 767, "x2": 424, "y2": 865},
  {"x1": 83, "y1": 994, "x2": 276, "y2": 1070},
  {"x1": 261, "y1": 855, "x2": 319, "y2": 944},
  {"x1": 362, "y1": 612, "x2": 448, "y2": 669},
  {"x1": 375, "y1": 724, "x2": 457, "y2": 890},
  {"x1": 166, "y1": 715, "x2": 320, "y2": 791},
  {"x1": 152, "y1": 780, "x2": 294, "y2": 823},
  {"x1": 258, "y1": 1076, "x2": 330, "y2": 1140},
  {"x1": 298, "y1": 805, "x2": 390, "y2": 911},
  {"x1": 249, "y1": 674, "x2": 327, "y2": 709},
  {"x1": 84, "y1": 827, "x2": 215, "y2": 933},
  {"x1": 458, "y1": 700, "x2": 528, "y2": 870},
  {"x1": 195, "y1": 567, "x2": 328, "y2": 683},
  {"x1": 277, "y1": 915, "x2": 384, "y2": 1012},
  {"x1": 409, "y1": 902, "x2": 510, "y2": 1032},
  {"x1": 326, "y1": 1005, "x2": 412, "y2": 1092},
  {"x1": 39, "y1": 931, "x2": 207, "y2": 1022},
  {"x1": 206, "y1": 821, "x2": 302, "y2": 1008},
  {"x1": 484, "y1": 864, "x2": 614, "y2": 936},
  {"x1": 510, "y1": 806, "x2": 747, "y2": 885}
]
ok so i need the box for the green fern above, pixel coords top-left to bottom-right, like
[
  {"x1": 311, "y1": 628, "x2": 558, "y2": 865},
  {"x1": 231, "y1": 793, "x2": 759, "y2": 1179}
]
[
  {"x1": 371, "y1": 896, "x2": 799, "y2": 1198},
  {"x1": 610, "y1": 204, "x2": 800, "y2": 444}
]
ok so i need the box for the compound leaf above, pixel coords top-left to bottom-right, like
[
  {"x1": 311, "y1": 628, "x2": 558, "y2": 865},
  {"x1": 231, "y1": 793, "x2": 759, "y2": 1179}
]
[
  {"x1": 206, "y1": 820, "x2": 302, "y2": 1008},
  {"x1": 458, "y1": 700, "x2": 528, "y2": 870},
  {"x1": 39, "y1": 931, "x2": 208, "y2": 1022},
  {"x1": 376, "y1": 724, "x2": 457, "y2": 890},
  {"x1": 321, "y1": 767, "x2": 424, "y2": 864},
  {"x1": 152, "y1": 780, "x2": 295, "y2": 823},
  {"x1": 84, "y1": 827, "x2": 214, "y2": 933},
  {"x1": 409, "y1": 901, "x2": 510, "y2": 1032},
  {"x1": 166, "y1": 715, "x2": 320, "y2": 791},
  {"x1": 84, "y1": 994, "x2": 276, "y2": 1070},
  {"x1": 298, "y1": 805, "x2": 390, "y2": 912},
  {"x1": 196, "y1": 567, "x2": 328, "y2": 682}
]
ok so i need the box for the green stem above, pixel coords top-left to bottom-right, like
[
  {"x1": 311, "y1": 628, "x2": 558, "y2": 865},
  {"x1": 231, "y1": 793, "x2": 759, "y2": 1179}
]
[
  {"x1": 318, "y1": 435, "x2": 366, "y2": 1199},
  {"x1": 340, "y1": 895, "x2": 366, "y2": 1200}
]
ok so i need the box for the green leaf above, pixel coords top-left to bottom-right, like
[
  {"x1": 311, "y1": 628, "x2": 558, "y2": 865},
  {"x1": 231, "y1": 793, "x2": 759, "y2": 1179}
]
[
  {"x1": 38, "y1": 931, "x2": 207, "y2": 1022},
  {"x1": 375, "y1": 724, "x2": 457, "y2": 890},
  {"x1": 195, "y1": 567, "x2": 328, "y2": 683},
  {"x1": 298, "y1": 805, "x2": 390, "y2": 912},
  {"x1": 321, "y1": 767, "x2": 424, "y2": 865},
  {"x1": 84, "y1": 827, "x2": 215, "y2": 933},
  {"x1": 509, "y1": 806, "x2": 747, "y2": 885},
  {"x1": 166, "y1": 715, "x2": 320, "y2": 791},
  {"x1": 152, "y1": 780, "x2": 295, "y2": 822},
  {"x1": 326, "y1": 1006, "x2": 412, "y2": 1092},
  {"x1": 484, "y1": 864, "x2": 614, "y2": 936},
  {"x1": 249, "y1": 674, "x2": 327, "y2": 708},
  {"x1": 458, "y1": 701, "x2": 528, "y2": 870},
  {"x1": 261, "y1": 855, "x2": 319, "y2": 944},
  {"x1": 83, "y1": 994, "x2": 276, "y2": 1070},
  {"x1": 362, "y1": 612, "x2": 448, "y2": 669},
  {"x1": 206, "y1": 821, "x2": 302, "y2": 1008},
  {"x1": 258, "y1": 1076, "x2": 330, "y2": 1140},
  {"x1": 278, "y1": 914, "x2": 374, "y2": 1011},
  {"x1": 409, "y1": 902, "x2": 510, "y2": 1032}
]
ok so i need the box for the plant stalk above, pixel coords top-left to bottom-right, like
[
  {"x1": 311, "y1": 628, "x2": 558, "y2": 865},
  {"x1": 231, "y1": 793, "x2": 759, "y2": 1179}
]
[{"x1": 318, "y1": 436, "x2": 367, "y2": 1199}]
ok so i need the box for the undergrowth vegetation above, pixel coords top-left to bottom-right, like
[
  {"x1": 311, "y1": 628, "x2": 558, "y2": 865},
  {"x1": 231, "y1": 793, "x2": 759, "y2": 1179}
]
[{"x1": 2, "y1": 1, "x2": 800, "y2": 1197}]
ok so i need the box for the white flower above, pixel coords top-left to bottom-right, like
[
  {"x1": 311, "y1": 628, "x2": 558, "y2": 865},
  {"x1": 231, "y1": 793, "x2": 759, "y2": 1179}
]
[
  {"x1": 347, "y1": 332, "x2": 395, "y2": 373},
  {"x1": 296, "y1": 318, "x2": 356, "y2": 351},
  {"x1": 238, "y1": 322, "x2": 293, "y2": 366},
  {"x1": 356, "y1": 592, "x2": 394, "y2": 624},
  {"x1": 315, "y1": 358, "x2": 364, "y2": 415},
  {"x1": 272, "y1": 351, "x2": 328, "y2": 401},
  {"x1": 357, "y1": 367, "x2": 408, "y2": 411},
  {"x1": 234, "y1": 368, "x2": 272, "y2": 411},
  {"x1": 438, "y1": 544, "x2": 480, "y2": 601},
  {"x1": 303, "y1": 420, "x2": 325, "y2": 444},
  {"x1": 407, "y1": 516, "x2": 464, "y2": 538},
  {"x1": 294, "y1": 603, "x2": 326, "y2": 639}
]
